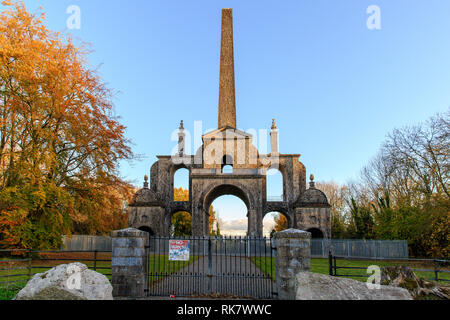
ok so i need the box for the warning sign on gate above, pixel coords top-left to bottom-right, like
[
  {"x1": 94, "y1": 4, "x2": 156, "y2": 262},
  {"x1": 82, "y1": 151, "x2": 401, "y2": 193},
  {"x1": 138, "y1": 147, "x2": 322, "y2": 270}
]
[{"x1": 169, "y1": 240, "x2": 190, "y2": 261}]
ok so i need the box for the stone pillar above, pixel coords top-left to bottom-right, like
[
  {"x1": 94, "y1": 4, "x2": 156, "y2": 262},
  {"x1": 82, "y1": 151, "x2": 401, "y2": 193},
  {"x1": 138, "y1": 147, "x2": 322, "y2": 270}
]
[
  {"x1": 270, "y1": 119, "x2": 279, "y2": 155},
  {"x1": 218, "y1": 8, "x2": 236, "y2": 129},
  {"x1": 191, "y1": 206, "x2": 205, "y2": 236},
  {"x1": 248, "y1": 207, "x2": 263, "y2": 237},
  {"x1": 111, "y1": 228, "x2": 148, "y2": 299},
  {"x1": 247, "y1": 208, "x2": 257, "y2": 237},
  {"x1": 255, "y1": 206, "x2": 264, "y2": 237},
  {"x1": 178, "y1": 120, "x2": 185, "y2": 156},
  {"x1": 273, "y1": 229, "x2": 311, "y2": 300}
]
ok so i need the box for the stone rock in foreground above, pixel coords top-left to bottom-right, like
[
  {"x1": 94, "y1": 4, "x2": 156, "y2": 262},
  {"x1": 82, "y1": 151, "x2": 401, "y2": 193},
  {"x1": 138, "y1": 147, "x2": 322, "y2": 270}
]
[
  {"x1": 295, "y1": 272, "x2": 412, "y2": 300},
  {"x1": 381, "y1": 266, "x2": 450, "y2": 300},
  {"x1": 14, "y1": 263, "x2": 113, "y2": 300}
]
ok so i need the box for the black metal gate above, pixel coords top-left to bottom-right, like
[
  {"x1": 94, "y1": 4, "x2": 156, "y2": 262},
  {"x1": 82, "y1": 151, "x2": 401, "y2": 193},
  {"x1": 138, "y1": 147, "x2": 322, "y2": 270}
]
[{"x1": 145, "y1": 236, "x2": 276, "y2": 299}]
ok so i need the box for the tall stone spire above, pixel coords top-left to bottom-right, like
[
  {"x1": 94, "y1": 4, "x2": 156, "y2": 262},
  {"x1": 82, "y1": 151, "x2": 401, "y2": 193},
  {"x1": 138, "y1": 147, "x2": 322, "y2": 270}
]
[{"x1": 218, "y1": 8, "x2": 236, "y2": 129}]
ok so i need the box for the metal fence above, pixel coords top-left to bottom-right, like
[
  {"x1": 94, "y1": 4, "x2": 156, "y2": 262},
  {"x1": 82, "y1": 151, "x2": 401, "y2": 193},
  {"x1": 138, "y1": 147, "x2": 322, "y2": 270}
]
[
  {"x1": 63, "y1": 236, "x2": 409, "y2": 259},
  {"x1": 0, "y1": 249, "x2": 111, "y2": 300},
  {"x1": 62, "y1": 235, "x2": 112, "y2": 251},
  {"x1": 146, "y1": 236, "x2": 276, "y2": 299},
  {"x1": 328, "y1": 253, "x2": 450, "y2": 283},
  {"x1": 311, "y1": 239, "x2": 409, "y2": 259}
]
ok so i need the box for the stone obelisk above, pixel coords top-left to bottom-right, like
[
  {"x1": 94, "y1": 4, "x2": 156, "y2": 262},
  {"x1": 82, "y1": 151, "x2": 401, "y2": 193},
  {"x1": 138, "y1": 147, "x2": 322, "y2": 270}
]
[{"x1": 218, "y1": 8, "x2": 236, "y2": 129}]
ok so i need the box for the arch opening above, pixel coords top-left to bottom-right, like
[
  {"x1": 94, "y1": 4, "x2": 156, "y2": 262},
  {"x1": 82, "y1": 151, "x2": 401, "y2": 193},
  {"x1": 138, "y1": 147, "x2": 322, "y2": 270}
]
[
  {"x1": 138, "y1": 226, "x2": 154, "y2": 236},
  {"x1": 307, "y1": 228, "x2": 324, "y2": 239},
  {"x1": 173, "y1": 168, "x2": 189, "y2": 202},
  {"x1": 222, "y1": 155, "x2": 233, "y2": 174},
  {"x1": 263, "y1": 211, "x2": 289, "y2": 237},
  {"x1": 204, "y1": 184, "x2": 250, "y2": 237},
  {"x1": 266, "y1": 169, "x2": 284, "y2": 202},
  {"x1": 170, "y1": 211, "x2": 192, "y2": 237}
]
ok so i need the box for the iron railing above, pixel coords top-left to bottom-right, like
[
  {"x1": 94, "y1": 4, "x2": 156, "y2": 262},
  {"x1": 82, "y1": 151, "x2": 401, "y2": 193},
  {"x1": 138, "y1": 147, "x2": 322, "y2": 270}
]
[
  {"x1": 145, "y1": 236, "x2": 276, "y2": 299},
  {"x1": 312, "y1": 239, "x2": 409, "y2": 259},
  {"x1": 266, "y1": 196, "x2": 283, "y2": 202},
  {"x1": 328, "y1": 252, "x2": 450, "y2": 283},
  {"x1": 61, "y1": 236, "x2": 410, "y2": 259}
]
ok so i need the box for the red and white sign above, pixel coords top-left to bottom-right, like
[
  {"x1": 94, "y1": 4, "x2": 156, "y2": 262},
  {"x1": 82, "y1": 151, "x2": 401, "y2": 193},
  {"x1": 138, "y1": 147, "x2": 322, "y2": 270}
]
[{"x1": 169, "y1": 240, "x2": 190, "y2": 261}]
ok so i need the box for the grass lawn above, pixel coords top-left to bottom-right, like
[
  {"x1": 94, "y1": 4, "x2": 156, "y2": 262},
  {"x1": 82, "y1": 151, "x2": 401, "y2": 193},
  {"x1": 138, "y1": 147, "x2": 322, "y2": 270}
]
[
  {"x1": 147, "y1": 254, "x2": 199, "y2": 283},
  {"x1": 252, "y1": 257, "x2": 450, "y2": 283}
]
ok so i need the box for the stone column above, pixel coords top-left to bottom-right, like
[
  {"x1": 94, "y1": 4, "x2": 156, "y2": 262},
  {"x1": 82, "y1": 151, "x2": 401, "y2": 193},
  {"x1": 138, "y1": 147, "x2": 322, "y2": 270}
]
[
  {"x1": 191, "y1": 206, "x2": 205, "y2": 236},
  {"x1": 255, "y1": 206, "x2": 264, "y2": 237},
  {"x1": 218, "y1": 8, "x2": 236, "y2": 129},
  {"x1": 270, "y1": 119, "x2": 279, "y2": 155},
  {"x1": 247, "y1": 208, "x2": 257, "y2": 237},
  {"x1": 273, "y1": 229, "x2": 311, "y2": 300},
  {"x1": 111, "y1": 228, "x2": 148, "y2": 299},
  {"x1": 178, "y1": 120, "x2": 185, "y2": 156}
]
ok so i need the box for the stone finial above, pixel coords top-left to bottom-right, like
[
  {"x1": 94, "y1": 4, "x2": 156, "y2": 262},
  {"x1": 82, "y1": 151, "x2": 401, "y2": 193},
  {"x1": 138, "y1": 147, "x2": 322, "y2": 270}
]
[
  {"x1": 218, "y1": 8, "x2": 237, "y2": 129},
  {"x1": 271, "y1": 119, "x2": 277, "y2": 130},
  {"x1": 179, "y1": 120, "x2": 184, "y2": 130},
  {"x1": 309, "y1": 174, "x2": 315, "y2": 189},
  {"x1": 143, "y1": 175, "x2": 149, "y2": 189}
]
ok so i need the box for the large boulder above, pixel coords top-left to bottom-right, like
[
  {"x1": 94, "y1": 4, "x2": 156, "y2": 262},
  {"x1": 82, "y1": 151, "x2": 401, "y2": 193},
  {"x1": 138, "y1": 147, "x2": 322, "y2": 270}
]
[
  {"x1": 295, "y1": 272, "x2": 412, "y2": 300},
  {"x1": 381, "y1": 266, "x2": 450, "y2": 300},
  {"x1": 14, "y1": 263, "x2": 113, "y2": 300}
]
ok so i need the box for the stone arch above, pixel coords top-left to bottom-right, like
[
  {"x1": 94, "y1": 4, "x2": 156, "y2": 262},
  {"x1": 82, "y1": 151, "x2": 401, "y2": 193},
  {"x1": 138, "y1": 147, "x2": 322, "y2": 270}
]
[
  {"x1": 137, "y1": 225, "x2": 154, "y2": 236},
  {"x1": 266, "y1": 168, "x2": 284, "y2": 201},
  {"x1": 264, "y1": 160, "x2": 288, "y2": 202},
  {"x1": 164, "y1": 206, "x2": 192, "y2": 236},
  {"x1": 306, "y1": 227, "x2": 324, "y2": 239},
  {"x1": 202, "y1": 183, "x2": 252, "y2": 212},
  {"x1": 263, "y1": 209, "x2": 293, "y2": 229},
  {"x1": 199, "y1": 183, "x2": 255, "y2": 235},
  {"x1": 222, "y1": 154, "x2": 233, "y2": 173},
  {"x1": 170, "y1": 163, "x2": 191, "y2": 202},
  {"x1": 163, "y1": 202, "x2": 193, "y2": 236}
]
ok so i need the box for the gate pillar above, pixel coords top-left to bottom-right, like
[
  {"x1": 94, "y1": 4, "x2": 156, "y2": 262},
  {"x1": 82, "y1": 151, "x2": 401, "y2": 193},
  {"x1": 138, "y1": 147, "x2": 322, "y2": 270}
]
[
  {"x1": 273, "y1": 229, "x2": 311, "y2": 300},
  {"x1": 111, "y1": 228, "x2": 148, "y2": 299}
]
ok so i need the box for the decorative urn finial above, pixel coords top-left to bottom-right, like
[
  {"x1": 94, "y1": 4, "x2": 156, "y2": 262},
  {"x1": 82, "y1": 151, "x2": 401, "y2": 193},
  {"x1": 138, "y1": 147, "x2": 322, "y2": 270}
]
[
  {"x1": 143, "y1": 175, "x2": 149, "y2": 189},
  {"x1": 271, "y1": 119, "x2": 277, "y2": 130},
  {"x1": 179, "y1": 120, "x2": 184, "y2": 130},
  {"x1": 309, "y1": 174, "x2": 315, "y2": 189}
]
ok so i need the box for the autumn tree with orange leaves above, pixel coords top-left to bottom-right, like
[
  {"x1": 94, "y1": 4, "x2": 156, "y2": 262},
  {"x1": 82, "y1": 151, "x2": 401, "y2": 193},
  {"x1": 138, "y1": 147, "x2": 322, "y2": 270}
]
[
  {"x1": 269, "y1": 213, "x2": 288, "y2": 237},
  {"x1": 0, "y1": 2, "x2": 134, "y2": 249}
]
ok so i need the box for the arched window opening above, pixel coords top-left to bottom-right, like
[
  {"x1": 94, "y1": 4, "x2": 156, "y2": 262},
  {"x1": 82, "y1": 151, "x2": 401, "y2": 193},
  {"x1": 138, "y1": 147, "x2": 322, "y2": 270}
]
[
  {"x1": 263, "y1": 212, "x2": 288, "y2": 237},
  {"x1": 174, "y1": 168, "x2": 189, "y2": 201},
  {"x1": 222, "y1": 155, "x2": 233, "y2": 174},
  {"x1": 222, "y1": 165, "x2": 233, "y2": 174},
  {"x1": 266, "y1": 169, "x2": 283, "y2": 201},
  {"x1": 170, "y1": 211, "x2": 192, "y2": 236}
]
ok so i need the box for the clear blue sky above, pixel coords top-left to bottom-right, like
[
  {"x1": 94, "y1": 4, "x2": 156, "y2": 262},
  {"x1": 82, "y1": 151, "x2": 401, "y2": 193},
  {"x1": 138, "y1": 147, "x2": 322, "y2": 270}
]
[{"x1": 5, "y1": 1, "x2": 450, "y2": 231}]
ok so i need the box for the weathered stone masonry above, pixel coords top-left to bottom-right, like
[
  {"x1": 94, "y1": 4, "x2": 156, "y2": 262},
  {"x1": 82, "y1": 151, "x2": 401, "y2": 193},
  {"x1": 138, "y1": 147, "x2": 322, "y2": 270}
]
[
  {"x1": 111, "y1": 228, "x2": 148, "y2": 299},
  {"x1": 273, "y1": 229, "x2": 311, "y2": 300}
]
